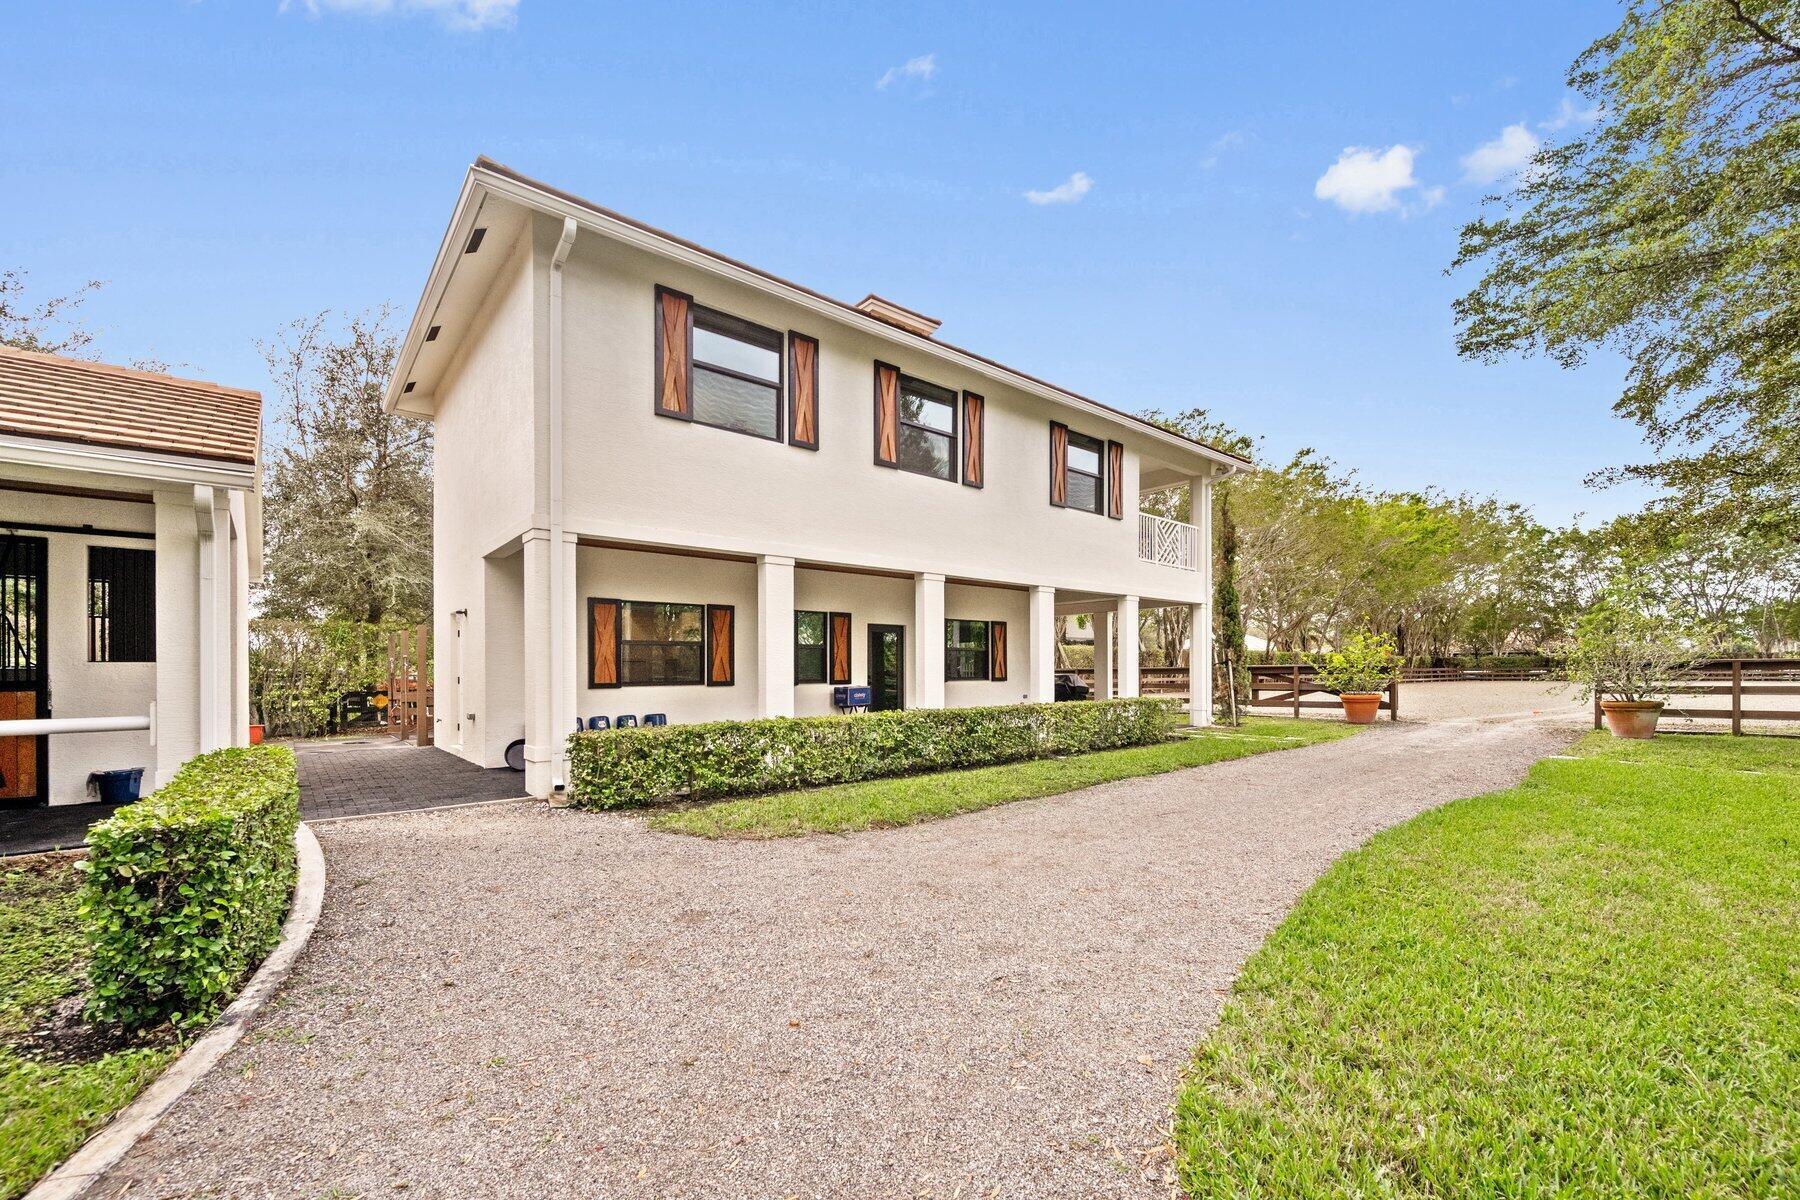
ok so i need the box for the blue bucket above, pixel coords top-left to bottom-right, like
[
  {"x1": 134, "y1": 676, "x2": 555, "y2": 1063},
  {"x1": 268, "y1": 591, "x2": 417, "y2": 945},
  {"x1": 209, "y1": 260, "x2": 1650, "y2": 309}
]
[{"x1": 89, "y1": 768, "x2": 144, "y2": 806}]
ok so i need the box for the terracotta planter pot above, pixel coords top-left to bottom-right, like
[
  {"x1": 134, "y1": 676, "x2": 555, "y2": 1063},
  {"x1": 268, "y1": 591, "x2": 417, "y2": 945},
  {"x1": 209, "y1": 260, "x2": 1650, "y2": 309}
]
[
  {"x1": 1600, "y1": 700, "x2": 1663, "y2": 739},
  {"x1": 248, "y1": 723, "x2": 265, "y2": 746},
  {"x1": 1339, "y1": 693, "x2": 1383, "y2": 725}
]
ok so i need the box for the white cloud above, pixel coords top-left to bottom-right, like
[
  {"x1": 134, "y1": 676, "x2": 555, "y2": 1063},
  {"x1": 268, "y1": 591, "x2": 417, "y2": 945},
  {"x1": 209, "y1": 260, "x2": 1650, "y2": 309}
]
[
  {"x1": 876, "y1": 53, "x2": 937, "y2": 90},
  {"x1": 1200, "y1": 130, "x2": 1244, "y2": 170},
  {"x1": 1461, "y1": 123, "x2": 1540, "y2": 184},
  {"x1": 280, "y1": 0, "x2": 518, "y2": 31},
  {"x1": 1313, "y1": 145, "x2": 1423, "y2": 214},
  {"x1": 1024, "y1": 171, "x2": 1093, "y2": 205},
  {"x1": 1540, "y1": 96, "x2": 1602, "y2": 131}
]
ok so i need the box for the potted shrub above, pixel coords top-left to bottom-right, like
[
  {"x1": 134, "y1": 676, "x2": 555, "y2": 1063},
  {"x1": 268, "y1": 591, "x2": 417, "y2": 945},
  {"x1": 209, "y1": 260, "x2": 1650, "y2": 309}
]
[
  {"x1": 1567, "y1": 584, "x2": 1704, "y2": 739},
  {"x1": 1313, "y1": 632, "x2": 1399, "y2": 725}
]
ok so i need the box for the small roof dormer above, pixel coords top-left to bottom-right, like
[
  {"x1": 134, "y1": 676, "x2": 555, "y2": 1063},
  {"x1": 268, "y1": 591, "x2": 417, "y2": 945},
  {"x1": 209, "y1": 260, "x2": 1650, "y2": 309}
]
[{"x1": 853, "y1": 294, "x2": 941, "y2": 339}]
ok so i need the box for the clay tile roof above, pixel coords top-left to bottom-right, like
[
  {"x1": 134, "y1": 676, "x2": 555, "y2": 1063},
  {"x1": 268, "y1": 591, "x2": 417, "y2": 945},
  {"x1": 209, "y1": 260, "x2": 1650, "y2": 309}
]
[{"x1": 0, "y1": 345, "x2": 261, "y2": 467}]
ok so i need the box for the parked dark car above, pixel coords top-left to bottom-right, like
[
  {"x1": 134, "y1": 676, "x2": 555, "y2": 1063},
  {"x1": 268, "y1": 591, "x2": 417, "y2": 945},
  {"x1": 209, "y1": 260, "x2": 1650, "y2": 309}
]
[{"x1": 1054, "y1": 672, "x2": 1091, "y2": 701}]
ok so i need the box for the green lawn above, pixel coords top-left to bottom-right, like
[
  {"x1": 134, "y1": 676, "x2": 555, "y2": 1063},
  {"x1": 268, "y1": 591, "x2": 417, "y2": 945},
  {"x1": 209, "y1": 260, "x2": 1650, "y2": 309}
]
[
  {"x1": 648, "y1": 717, "x2": 1358, "y2": 838},
  {"x1": 1174, "y1": 731, "x2": 1799, "y2": 1198},
  {"x1": 0, "y1": 857, "x2": 174, "y2": 1200}
]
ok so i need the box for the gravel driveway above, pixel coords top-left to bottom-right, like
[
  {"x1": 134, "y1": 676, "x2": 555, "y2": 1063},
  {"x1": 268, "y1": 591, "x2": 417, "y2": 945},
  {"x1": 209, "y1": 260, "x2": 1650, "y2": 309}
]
[{"x1": 100, "y1": 713, "x2": 1579, "y2": 1199}]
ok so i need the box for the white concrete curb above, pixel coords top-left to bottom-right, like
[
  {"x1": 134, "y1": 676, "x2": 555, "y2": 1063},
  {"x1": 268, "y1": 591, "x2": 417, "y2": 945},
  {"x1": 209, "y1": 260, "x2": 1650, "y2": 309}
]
[{"x1": 25, "y1": 822, "x2": 327, "y2": 1200}]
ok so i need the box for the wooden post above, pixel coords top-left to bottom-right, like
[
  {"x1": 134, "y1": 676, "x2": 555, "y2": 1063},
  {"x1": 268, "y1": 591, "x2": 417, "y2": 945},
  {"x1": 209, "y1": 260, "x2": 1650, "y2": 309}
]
[
  {"x1": 386, "y1": 630, "x2": 399, "y2": 739},
  {"x1": 1292, "y1": 662, "x2": 1302, "y2": 719},
  {"x1": 1593, "y1": 692, "x2": 1602, "y2": 731},
  {"x1": 1731, "y1": 659, "x2": 1742, "y2": 737},
  {"x1": 1388, "y1": 677, "x2": 1400, "y2": 721},
  {"x1": 416, "y1": 623, "x2": 433, "y2": 747}
]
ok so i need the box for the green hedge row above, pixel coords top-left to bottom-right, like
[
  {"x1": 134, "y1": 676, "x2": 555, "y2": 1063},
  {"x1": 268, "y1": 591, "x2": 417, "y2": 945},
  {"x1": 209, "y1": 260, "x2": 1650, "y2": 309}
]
[
  {"x1": 566, "y1": 698, "x2": 1179, "y2": 809},
  {"x1": 80, "y1": 746, "x2": 300, "y2": 1030}
]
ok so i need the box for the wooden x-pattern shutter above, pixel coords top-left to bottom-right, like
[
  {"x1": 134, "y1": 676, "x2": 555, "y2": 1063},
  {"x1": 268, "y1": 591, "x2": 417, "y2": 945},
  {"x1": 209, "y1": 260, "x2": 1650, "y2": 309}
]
[
  {"x1": 873, "y1": 361, "x2": 900, "y2": 467},
  {"x1": 1049, "y1": 421, "x2": 1069, "y2": 506},
  {"x1": 707, "y1": 604, "x2": 735, "y2": 686},
  {"x1": 1107, "y1": 440, "x2": 1125, "y2": 519},
  {"x1": 654, "y1": 286, "x2": 693, "y2": 420},
  {"x1": 961, "y1": 391, "x2": 984, "y2": 488},
  {"x1": 589, "y1": 599, "x2": 622, "y2": 688},
  {"x1": 989, "y1": 620, "x2": 1008, "y2": 681},
  {"x1": 788, "y1": 332, "x2": 819, "y2": 449},
  {"x1": 829, "y1": 611, "x2": 853, "y2": 684}
]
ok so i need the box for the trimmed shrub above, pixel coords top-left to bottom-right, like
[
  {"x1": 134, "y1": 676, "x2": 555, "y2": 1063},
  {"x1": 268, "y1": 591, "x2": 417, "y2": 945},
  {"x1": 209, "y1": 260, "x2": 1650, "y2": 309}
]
[
  {"x1": 566, "y1": 698, "x2": 1178, "y2": 809},
  {"x1": 80, "y1": 746, "x2": 300, "y2": 1030}
]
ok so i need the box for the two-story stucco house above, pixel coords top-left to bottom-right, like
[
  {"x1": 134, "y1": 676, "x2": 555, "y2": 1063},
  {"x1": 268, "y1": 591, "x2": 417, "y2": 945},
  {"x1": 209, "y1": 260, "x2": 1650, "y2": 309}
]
[{"x1": 386, "y1": 159, "x2": 1247, "y2": 798}]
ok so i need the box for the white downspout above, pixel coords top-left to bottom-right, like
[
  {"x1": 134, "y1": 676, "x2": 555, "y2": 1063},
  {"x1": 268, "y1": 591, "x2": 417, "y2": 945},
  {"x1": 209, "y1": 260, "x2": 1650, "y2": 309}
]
[{"x1": 548, "y1": 216, "x2": 577, "y2": 790}]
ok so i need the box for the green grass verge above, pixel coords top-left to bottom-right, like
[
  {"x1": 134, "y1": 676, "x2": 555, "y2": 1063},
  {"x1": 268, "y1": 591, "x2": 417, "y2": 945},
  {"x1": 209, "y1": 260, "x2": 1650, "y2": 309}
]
[
  {"x1": 0, "y1": 859, "x2": 175, "y2": 1200},
  {"x1": 648, "y1": 716, "x2": 1358, "y2": 838},
  {"x1": 1174, "y1": 731, "x2": 1799, "y2": 1198}
]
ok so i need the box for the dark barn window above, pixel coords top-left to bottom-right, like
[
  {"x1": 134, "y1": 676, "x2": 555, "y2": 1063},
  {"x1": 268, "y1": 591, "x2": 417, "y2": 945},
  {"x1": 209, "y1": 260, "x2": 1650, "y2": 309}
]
[
  {"x1": 88, "y1": 546, "x2": 155, "y2": 663},
  {"x1": 897, "y1": 376, "x2": 957, "y2": 481},
  {"x1": 945, "y1": 619, "x2": 991, "y2": 682},
  {"x1": 619, "y1": 601, "x2": 706, "y2": 686},
  {"x1": 795, "y1": 610, "x2": 828, "y2": 684}
]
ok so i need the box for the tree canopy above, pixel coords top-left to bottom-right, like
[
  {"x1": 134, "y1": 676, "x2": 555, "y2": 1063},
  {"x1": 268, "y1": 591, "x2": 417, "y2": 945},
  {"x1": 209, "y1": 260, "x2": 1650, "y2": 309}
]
[{"x1": 1452, "y1": 0, "x2": 1800, "y2": 541}]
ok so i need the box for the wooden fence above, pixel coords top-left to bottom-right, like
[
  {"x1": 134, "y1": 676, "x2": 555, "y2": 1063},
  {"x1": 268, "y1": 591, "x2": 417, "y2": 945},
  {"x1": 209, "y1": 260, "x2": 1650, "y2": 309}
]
[
  {"x1": 1591, "y1": 658, "x2": 1800, "y2": 735},
  {"x1": 384, "y1": 625, "x2": 433, "y2": 747},
  {"x1": 1247, "y1": 663, "x2": 1399, "y2": 721}
]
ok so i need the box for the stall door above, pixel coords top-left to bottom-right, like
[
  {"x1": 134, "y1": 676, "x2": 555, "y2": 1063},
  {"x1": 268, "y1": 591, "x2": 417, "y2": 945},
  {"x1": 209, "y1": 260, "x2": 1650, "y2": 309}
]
[{"x1": 0, "y1": 535, "x2": 48, "y2": 807}]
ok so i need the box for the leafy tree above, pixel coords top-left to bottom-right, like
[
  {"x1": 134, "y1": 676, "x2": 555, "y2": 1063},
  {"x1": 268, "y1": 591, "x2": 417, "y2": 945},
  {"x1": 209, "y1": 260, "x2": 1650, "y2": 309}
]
[
  {"x1": 1452, "y1": 0, "x2": 1800, "y2": 540},
  {"x1": 259, "y1": 310, "x2": 431, "y2": 624},
  {"x1": 1215, "y1": 494, "x2": 1249, "y2": 712},
  {"x1": 0, "y1": 269, "x2": 102, "y2": 356}
]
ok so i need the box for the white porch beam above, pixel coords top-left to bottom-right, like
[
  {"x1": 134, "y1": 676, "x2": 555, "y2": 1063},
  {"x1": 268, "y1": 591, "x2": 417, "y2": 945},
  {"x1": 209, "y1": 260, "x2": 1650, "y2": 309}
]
[
  {"x1": 1117, "y1": 595, "x2": 1141, "y2": 698},
  {"x1": 1027, "y1": 585, "x2": 1056, "y2": 703},
  {"x1": 757, "y1": 555, "x2": 796, "y2": 717},
  {"x1": 912, "y1": 572, "x2": 946, "y2": 709},
  {"x1": 1093, "y1": 609, "x2": 1115, "y2": 699}
]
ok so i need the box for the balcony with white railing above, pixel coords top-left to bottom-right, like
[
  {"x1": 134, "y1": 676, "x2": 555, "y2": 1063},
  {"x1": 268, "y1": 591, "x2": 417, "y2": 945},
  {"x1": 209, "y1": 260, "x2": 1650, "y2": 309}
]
[{"x1": 1137, "y1": 512, "x2": 1197, "y2": 570}]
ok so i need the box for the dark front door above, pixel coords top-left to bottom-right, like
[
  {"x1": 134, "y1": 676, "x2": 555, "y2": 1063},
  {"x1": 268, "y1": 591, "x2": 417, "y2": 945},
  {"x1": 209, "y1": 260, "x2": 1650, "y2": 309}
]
[
  {"x1": 867, "y1": 624, "x2": 905, "y2": 712},
  {"x1": 0, "y1": 535, "x2": 48, "y2": 807}
]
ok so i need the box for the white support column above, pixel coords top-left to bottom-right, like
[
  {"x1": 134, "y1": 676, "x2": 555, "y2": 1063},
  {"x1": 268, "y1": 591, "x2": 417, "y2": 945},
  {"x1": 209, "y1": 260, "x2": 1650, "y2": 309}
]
[
  {"x1": 193, "y1": 485, "x2": 229, "y2": 753},
  {"x1": 1190, "y1": 603, "x2": 1213, "y2": 727},
  {"x1": 228, "y1": 490, "x2": 251, "y2": 747},
  {"x1": 758, "y1": 555, "x2": 796, "y2": 717},
  {"x1": 1192, "y1": 474, "x2": 1216, "y2": 727},
  {"x1": 1117, "y1": 594, "x2": 1141, "y2": 698},
  {"x1": 912, "y1": 572, "x2": 945, "y2": 709},
  {"x1": 521, "y1": 528, "x2": 555, "y2": 798},
  {"x1": 153, "y1": 488, "x2": 199, "y2": 785},
  {"x1": 1027, "y1": 586, "x2": 1057, "y2": 703},
  {"x1": 555, "y1": 532, "x2": 580, "y2": 777},
  {"x1": 1093, "y1": 609, "x2": 1115, "y2": 699}
]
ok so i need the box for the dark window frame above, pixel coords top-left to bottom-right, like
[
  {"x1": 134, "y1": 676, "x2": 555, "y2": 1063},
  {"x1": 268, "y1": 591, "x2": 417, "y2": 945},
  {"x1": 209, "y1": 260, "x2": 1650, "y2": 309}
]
[
  {"x1": 618, "y1": 599, "x2": 708, "y2": 688},
  {"x1": 795, "y1": 609, "x2": 828, "y2": 685},
  {"x1": 688, "y1": 304, "x2": 786, "y2": 444},
  {"x1": 87, "y1": 545, "x2": 155, "y2": 663},
  {"x1": 945, "y1": 618, "x2": 992, "y2": 682},
  {"x1": 895, "y1": 374, "x2": 959, "y2": 483},
  {"x1": 1061, "y1": 428, "x2": 1106, "y2": 516}
]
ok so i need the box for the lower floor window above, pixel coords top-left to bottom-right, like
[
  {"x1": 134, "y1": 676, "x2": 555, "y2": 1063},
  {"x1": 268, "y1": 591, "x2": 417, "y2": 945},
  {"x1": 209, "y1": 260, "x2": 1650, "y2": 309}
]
[
  {"x1": 945, "y1": 619, "x2": 990, "y2": 681},
  {"x1": 795, "y1": 610, "x2": 827, "y2": 683},
  {"x1": 621, "y1": 601, "x2": 705, "y2": 685}
]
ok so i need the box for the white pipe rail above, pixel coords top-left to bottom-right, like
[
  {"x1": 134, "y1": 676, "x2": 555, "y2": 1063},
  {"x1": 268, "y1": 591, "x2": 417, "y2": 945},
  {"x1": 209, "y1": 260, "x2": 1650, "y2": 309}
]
[{"x1": 0, "y1": 715, "x2": 151, "y2": 737}]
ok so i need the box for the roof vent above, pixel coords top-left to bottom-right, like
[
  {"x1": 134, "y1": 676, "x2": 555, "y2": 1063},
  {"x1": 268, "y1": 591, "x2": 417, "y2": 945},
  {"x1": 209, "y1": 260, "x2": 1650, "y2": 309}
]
[
  {"x1": 854, "y1": 294, "x2": 940, "y2": 338},
  {"x1": 464, "y1": 227, "x2": 486, "y2": 255}
]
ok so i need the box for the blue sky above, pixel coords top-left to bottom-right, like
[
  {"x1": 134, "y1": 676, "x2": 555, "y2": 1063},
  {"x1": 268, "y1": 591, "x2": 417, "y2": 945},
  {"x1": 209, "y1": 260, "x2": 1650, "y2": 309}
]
[{"x1": 3, "y1": 0, "x2": 1653, "y2": 526}]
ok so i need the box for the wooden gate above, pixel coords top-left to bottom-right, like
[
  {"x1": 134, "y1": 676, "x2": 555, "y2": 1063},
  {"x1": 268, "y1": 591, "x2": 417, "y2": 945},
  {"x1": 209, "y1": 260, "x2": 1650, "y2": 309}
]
[
  {"x1": 385, "y1": 625, "x2": 433, "y2": 747},
  {"x1": 0, "y1": 535, "x2": 49, "y2": 806},
  {"x1": 1248, "y1": 662, "x2": 1399, "y2": 721}
]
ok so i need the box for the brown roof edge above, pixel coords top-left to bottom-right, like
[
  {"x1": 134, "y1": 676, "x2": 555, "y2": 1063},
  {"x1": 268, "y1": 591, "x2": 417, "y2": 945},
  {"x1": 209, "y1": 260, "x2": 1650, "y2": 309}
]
[
  {"x1": 0, "y1": 343, "x2": 261, "y2": 403},
  {"x1": 470, "y1": 156, "x2": 1252, "y2": 467}
]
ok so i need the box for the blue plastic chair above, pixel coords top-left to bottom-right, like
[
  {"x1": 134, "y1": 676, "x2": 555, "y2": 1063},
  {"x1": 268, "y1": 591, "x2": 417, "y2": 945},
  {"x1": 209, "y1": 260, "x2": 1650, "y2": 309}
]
[
  {"x1": 643, "y1": 713, "x2": 668, "y2": 727},
  {"x1": 615, "y1": 714, "x2": 639, "y2": 729},
  {"x1": 587, "y1": 715, "x2": 611, "y2": 731}
]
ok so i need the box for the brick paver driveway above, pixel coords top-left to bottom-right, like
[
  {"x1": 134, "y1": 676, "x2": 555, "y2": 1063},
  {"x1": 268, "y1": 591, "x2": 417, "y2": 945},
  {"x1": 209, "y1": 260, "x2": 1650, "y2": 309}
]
[
  {"x1": 296, "y1": 739, "x2": 526, "y2": 821},
  {"x1": 97, "y1": 713, "x2": 1579, "y2": 1199}
]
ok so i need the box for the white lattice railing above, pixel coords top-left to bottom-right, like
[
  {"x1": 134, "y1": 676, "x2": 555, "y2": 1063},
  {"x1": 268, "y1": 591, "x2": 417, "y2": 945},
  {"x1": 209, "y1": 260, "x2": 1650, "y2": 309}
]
[{"x1": 1138, "y1": 512, "x2": 1197, "y2": 570}]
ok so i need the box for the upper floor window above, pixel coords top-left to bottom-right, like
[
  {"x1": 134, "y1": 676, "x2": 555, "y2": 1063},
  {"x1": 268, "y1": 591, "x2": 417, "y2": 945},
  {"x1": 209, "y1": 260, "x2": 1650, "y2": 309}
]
[
  {"x1": 88, "y1": 546, "x2": 155, "y2": 663},
  {"x1": 692, "y1": 307, "x2": 783, "y2": 441},
  {"x1": 1062, "y1": 430, "x2": 1105, "y2": 514},
  {"x1": 898, "y1": 376, "x2": 957, "y2": 481}
]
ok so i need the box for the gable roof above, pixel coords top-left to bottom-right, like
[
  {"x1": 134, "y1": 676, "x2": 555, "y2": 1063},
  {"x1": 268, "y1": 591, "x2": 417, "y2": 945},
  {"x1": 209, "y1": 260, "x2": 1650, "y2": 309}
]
[
  {"x1": 0, "y1": 345, "x2": 261, "y2": 467},
  {"x1": 387, "y1": 157, "x2": 1250, "y2": 472}
]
